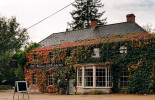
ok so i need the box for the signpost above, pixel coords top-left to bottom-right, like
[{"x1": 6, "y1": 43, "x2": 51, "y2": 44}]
[{"x1": 13, "y1": 81, "x2": 29, "y2": 100}]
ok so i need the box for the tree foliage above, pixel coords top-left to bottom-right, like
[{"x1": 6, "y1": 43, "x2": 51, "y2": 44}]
[
  {"x1": 0, "y1": 16, "x2": 29, "y2": 83},
  {"x1": 70, "y1": 0, "x2": 106, "y2": 30},
  {"x1": 143, "y1": 24, "x2": 155, "y2": 34},
  {"x1": 11, "y1": 43, "x2": 40, "y2": 81}
]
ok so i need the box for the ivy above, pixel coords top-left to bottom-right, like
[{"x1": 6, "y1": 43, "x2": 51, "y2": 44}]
[
  {"x1": 128, "y1": 62, "x2": 154, "y2": 94},
  {"x1": 25, "y1": 33, "x2": 155, "y2": 94}
]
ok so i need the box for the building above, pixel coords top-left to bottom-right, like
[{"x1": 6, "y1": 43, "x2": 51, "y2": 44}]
[{"x1": 25, "y1": 14, "x2": 155, "y2": 94}]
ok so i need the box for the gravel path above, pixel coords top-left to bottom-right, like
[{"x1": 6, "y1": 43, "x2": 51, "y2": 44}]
[{"x1": 0, "y1": 90, "x2": 155, "y2": 100}]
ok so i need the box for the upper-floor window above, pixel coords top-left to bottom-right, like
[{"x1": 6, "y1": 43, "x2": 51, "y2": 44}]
[
  {"x1": 66, "y1": 49, "x2": 73, "y2": 57},
  {"x1": 48, "y1": 52, "x2": 53, "y2": 59},
  {"x1": 119, "y1": 46, "x2": 127, "y2": 54},
  {"x1": 92, "y1": 48, "x2": 100, "y2": 58},
  {"x1": 33, "y1": 54, "x2": 37, "y2": 60}
]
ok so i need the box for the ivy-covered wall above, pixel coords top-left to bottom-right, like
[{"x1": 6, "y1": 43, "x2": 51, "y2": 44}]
[{"x1": 25, "y1": 33, "x2": 155, "y2": 94}]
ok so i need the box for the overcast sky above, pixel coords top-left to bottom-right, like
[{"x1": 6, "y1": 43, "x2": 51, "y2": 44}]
[{"x1": 0, "y1": 0, "x2": 155, "y2": 43}]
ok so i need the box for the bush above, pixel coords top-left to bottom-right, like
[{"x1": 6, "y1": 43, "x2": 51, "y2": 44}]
[{"x1": 0, "y1": 85, "x2": 13, "y2": 90}]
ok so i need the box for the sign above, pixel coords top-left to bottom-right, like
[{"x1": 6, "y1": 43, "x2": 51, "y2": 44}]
[
  {"x1": 13, "y1": 81, "x2": 29, "y2": 100},
  {"x1": 10, "y1": 60, "x2": 18, "y2": 68},
  {"x1": 28, "y1": 63, "x2": 65, "y2": 69}
]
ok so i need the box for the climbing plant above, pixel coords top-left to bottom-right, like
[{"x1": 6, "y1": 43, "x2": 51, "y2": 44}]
[{"x1": 25, "y1": 33, "x2": 155, "y2": 94}]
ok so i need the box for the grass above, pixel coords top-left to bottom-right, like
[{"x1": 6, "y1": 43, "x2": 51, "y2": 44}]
[{"x1": 0, "y1": 85, "x2": 13, "y2": 90}]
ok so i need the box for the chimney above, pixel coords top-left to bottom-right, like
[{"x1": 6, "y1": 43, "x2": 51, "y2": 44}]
[
  {"x1": 91, "y1": 17, "x2": 98, "y2": 29},
  {"x1": 126, "y1": 14, "x2": 135, "y2": 22}
]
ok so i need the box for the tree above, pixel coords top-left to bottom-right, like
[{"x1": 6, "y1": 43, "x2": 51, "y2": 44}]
[
  {"x1": 11, "y1": 43, "x2": 40, "y2": 81},
  {"x1": 0, "y1": 16, "x2": 29, "y2": 83},
  {"x1": 143, "y1": 24, "x2": 155, "y2": 34},
  {"x1": 70, "y1": 0, "x2": 106, "y2": 30}
]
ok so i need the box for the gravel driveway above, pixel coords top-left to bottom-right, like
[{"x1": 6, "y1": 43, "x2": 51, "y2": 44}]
[{"x1": 0, "y1": 90, "x2": 155, "y2": 100}]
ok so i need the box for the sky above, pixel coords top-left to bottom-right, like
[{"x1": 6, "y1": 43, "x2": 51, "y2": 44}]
[{"x1": 0, "y1": 0, "x2": 155, "y2": 43}]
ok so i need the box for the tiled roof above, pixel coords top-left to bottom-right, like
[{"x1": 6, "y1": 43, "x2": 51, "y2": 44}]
[{"x1": 39, "y1": 21, "x2": 146, "y2": 47}]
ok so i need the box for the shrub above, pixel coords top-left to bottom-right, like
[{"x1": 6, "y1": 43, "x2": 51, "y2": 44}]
[{"x1": 0, "y1": 85, "x2": 13, "y2": 90}]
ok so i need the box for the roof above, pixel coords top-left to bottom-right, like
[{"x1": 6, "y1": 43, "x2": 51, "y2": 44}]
[
  {"x1": 33, "y1": 32, "x2": 155, "y2": 52},
  {"x1": 39, "y1": 21, "x2": 146, "y2": 47}
]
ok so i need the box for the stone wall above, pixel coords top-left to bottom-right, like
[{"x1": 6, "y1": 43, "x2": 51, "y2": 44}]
[{"x1": 76, "y1": 87, "x2": 111, "y2": 94}]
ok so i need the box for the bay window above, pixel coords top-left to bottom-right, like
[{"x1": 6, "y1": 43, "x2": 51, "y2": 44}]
[{"x1": 77, "y1": 66, "x2": 112, "y2": 88}]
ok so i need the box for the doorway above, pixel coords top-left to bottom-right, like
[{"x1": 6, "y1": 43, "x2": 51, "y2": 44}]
[{"x1": 69, "y1": 79, "x2": 75, "y2": 94}]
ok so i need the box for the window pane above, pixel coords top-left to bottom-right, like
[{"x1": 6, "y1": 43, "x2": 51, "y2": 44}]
[
  {"x1": 49, "y1": 73, "x2": 53, "y2": 85},
  {"x1": 84, "y1": 68, "x2": 93, "y2": 87},
  {"x1": 32, "y1": 74, "x2": 36, "y2": 85},
  {"x1": 33, "y1": 54, "x2": 37, "y2": 60},
  {"x1": 120, "y1": 71, "x2": 129, "y2": 87},
  {"x1": 96, "y1": 68, "x2": 106, "y2": 87},
  {"x1": 78, "y1": 69, "x2": 82, "y2": 86}
]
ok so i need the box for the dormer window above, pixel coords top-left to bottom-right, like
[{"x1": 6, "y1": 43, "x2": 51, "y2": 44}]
[
  {"x1": 119, "y1": 46, "x2": 127, "y2": 54},
  {"x1": 92, "y1": 48, "x2": 100, "y2": 58}
]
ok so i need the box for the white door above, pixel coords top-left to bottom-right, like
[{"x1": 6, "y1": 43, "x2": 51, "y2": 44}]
[{"x1": 69, "y1": 79, "x2": 75, "y2": 94}]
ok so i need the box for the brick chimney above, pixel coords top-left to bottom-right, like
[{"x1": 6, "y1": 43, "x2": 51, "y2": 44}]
[
  {"x1": 91, "y1": 17, "x2": 98, "y2": 28},
  {"x1": 126, "y1": 14, "x2": 135, "y2": 22}
]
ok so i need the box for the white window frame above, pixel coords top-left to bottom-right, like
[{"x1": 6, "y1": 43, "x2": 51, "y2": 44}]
[
  {"x1": 96, "y1": 68, "x2": 106, "y2": 87},
  {"x1": 119, "y1": 46, "x2": 127, "y2": 54},
  {"x1": 77, "y1": 69, "x2": 82, "y2": 86},
  {"x1": 92, "y1": 48, "x2": 100, "y2": 58},
  {"x1": 77, "y1": 66, "x2": 112, "y2": 88},
  {"x1": 84, "y1": 67, "x2": 93, "y2": 87}
]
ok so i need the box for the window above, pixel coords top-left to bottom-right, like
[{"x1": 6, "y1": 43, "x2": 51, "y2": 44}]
[
  {"x1": 96, "y1": 68, "x2": 106, "y2": 87},
  {"x1": 77, "y1": 69, "x2": 82, "y2": 86},
  {"x1": 77, "y1": 66, "x2": 112, "y2": 88},
  {"x1": 66, "y1": 49, "x2": 72, "y2": 57},
  {"x1": 49, "y1": 52, "x2": 53, "y2": 59},
  {"x1": 33, "y1": 54, "x2": 37, "y2": 60},
  {"x1": 92, "y1": 48, "x2": 100, "y2": 58},
  {"x1": 48, "y1": 73, "x2": 53, "y2": 85},
  {"x1": 84, "y1": 68, "x2": 93, "y2": 86},
  {"x1": 48, "y1": 52, "x2": 53, "y2": 64},
  {"x1": 32, "y1": 73, "x2": 36, "y2": 85},
  {"x1": 119, "y1": 46, "x2": 127, "y2": 53},
  {"x1": 120, "y1": 71, "x2": 129, "y2": 87},
  {"x1": 107, "y1": 67, "x2": 112, "y2": 87}
]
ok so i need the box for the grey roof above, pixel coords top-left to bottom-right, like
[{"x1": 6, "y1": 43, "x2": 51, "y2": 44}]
[{"x1": 39, "y1": 21, "x2": 146, "y2": 47}]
